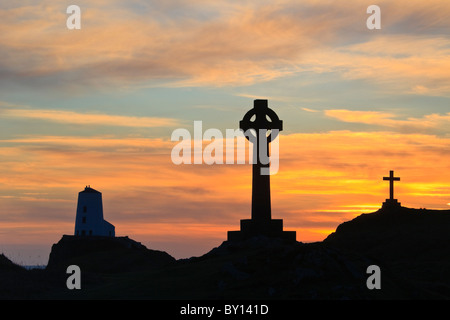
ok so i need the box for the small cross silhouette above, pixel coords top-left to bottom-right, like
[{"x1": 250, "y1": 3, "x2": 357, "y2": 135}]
[{"x1": 383, "y1": 170, "x2": 400, "y2": 200}]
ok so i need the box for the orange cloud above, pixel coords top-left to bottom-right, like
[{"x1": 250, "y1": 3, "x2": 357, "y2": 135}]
[
  {"x1": 0, "y1": 1, "x2": 314, "y2": 88},
  {"x1": 324, "y1": 109, "x2": 450, "y2": 133},
  {"x1": 0, "y1": 130, "x2": 448, "y2": 261},
  {"x1": 1, "y1": 107, "x2": 182, "y2": 127},
  {"x1": 2, "y1": 0, "x2": 448, "y2": 91},
  {"x1": 325, "y1": 110, "x2": 394, "y2": 125},
  {"x1": 302, "y1": 35, "x2": 450, "y2": 96}
]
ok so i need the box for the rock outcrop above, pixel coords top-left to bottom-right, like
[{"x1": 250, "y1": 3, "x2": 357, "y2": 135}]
[{"x1": 47, "y1": 235, "x2": 175, "y2": 273}]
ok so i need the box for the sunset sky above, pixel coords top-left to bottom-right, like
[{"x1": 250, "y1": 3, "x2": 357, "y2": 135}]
[{"x1": 1, "y1": 0, "x2": 449, "y2": 265}]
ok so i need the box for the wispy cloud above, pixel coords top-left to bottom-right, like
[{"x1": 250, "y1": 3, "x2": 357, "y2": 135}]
[
  {"x1": 301, "y1": 107, "x2": 320, "y2": 113},
  {"x1": 1, "y1": 130, "x2": 448, "y2": 249},
  {"x1": 1, "y1": 107, "x2": 181, "y2": 128},
  {"x1": 301, "y1": 35, "x2": 450, "y2": 96},
  {"x1": 324, "y1": 110, "x2": 399, "y2": 126},
  {"x1": 2, "y1": 0, "x2": 448, "y2": 92},
  {"x1": 324, "y1": 109, "x2": 450, "y2": 134}
]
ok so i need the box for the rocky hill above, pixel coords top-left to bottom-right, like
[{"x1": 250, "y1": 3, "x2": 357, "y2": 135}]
[
  {"x1": 46, "y1": 235, "x2": 176, "y2": 273},
  {"x1": 42, "y1": 236, "x2": 384, "y2": 299},
  {"x1": 2, "y1": 205, "x2": 450, "y2": 299},
  {"x1": 325, "y1": 205, "x2": 450, "y2": 298},
  {"x1": 0, "y1": 253, "x2": 23, "y2": 271},
  {"x1": 325, "y1": 206, "x2": 450, "y2": 258}
]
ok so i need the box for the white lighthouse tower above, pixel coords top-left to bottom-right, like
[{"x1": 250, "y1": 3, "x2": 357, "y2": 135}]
[{"x1": 74, "y1": 186, "x2": 115, "y2": 237}]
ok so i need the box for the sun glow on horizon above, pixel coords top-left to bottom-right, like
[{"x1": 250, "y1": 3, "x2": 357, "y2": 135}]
[{"x1": 0, "y1": 0, "x2": 449, "y2": 265}]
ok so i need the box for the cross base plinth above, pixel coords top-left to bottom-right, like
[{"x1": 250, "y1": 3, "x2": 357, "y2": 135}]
[
  {"x1": 382, "y1": 198, "x2": 401, "y2": 209},
  {"x1": 227, "y1": 219, "x2": 296, "y2": 242}
]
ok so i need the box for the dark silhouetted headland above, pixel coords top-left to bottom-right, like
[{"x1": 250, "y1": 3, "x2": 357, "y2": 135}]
[
  {"x1": 325, "y1": 205, "x2": 450, "y2": 260},
  {"x1": 1, "y1": 204, "x2": 450, "y2": 299},
  {"x1": 47, "y1": 235, "x2": 175, "y2": 273},
  {"x1": 324, "y1": 205, "x2": 450, "y2": 298}
]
